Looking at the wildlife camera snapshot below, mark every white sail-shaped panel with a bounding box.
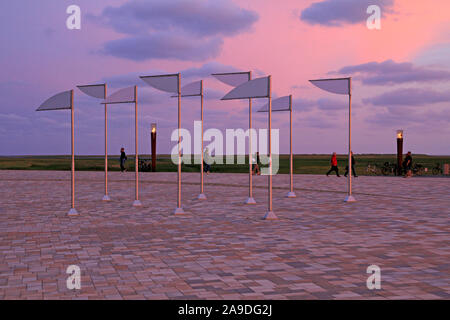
[140,74,179,93]
[309,78,350,95]
[102,87,135,104]
[212,72,250,87]
[221,77,269,100]
[258,95,291,112]
[37,91,72,111]
[77,84,106,99]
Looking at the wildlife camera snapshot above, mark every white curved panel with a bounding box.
[258,95,291,112]
[221,76,269,100]
[36,90,72,111]
[181,80,202,96]
[77,84,105,99]
[102,87,135,104]
[140,74,179,93]
[309,78,350,95]
[212,72,250,87]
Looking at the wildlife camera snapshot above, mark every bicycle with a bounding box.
[432,163,443,176]
[366,163,379,175]
[381,162,397,176]
[412,163,425,176]
[139,159,152,172]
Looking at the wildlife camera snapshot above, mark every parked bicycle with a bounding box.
[139,159,152,172]
[432,163,443,175]
[412,163,425,176]
[381,162,398,176]
[365,163,380,175]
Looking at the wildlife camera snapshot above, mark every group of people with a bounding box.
[326,151,357,177]
[326,151,414,178]
[118,147,261,175]
[120,148,414,178]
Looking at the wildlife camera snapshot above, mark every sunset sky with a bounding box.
[1,0,449,155]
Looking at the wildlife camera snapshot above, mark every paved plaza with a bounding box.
[0,170,448,299]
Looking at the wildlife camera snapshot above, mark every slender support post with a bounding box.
[103,84,110,201]
[175,74,185,214]
[68,90,78,216]
[133,86,142,207]
[246,71,256,205]
[287,95,296,198]
[198,80,207,200]
[345,77,356,202]
[264,76,278,220]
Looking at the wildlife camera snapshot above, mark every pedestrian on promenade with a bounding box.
[344,151,358,177]
[252,152,261,175]
[120,147,127,172]
[203,148,212,175]
[326,152,340,177]
[403,151,413,178]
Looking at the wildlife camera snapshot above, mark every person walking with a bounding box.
[403,151,413,178]
[344,151,358,177]
[326,152,340,177]
[252,152,261,175]
[203,147,212,175]
[120,147,127,172]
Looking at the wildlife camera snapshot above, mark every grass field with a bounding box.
[0,154,449,176]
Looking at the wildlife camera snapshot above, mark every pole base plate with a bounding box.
[263,211,278,220]
[344,195,357,203]
[197,193,207,200]
[286,192,297,198]
[102,195,111,201]
[68,208,79,216]
[132,200,142,207]
[245,197,256,205]
[174,207,185,215]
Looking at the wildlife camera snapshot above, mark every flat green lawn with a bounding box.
[1,154,449,176]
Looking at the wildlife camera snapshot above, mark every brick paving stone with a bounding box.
[0,170,448,300]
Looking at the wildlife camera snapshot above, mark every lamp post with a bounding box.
[151,123,157,172]
[397,130,403,176]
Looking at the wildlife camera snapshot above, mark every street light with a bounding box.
[151,123,157,172]
[396,129,404,175]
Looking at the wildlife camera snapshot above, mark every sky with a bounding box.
[0,0,449,156]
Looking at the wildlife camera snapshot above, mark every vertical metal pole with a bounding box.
[175,74,185,214]
[264,76,277,220]
[178,76,181,208]
[71,90,75,209]
[289,95,294,195]
[200,80,205,196]
[133,86,142,207]
[103,84,110,201]
[345,77,355,202]
[290,96,293,193]
[246,71,256,204]
[348,78,352,196]
[68,90,78,215]
[105,103,108,196]
[268,77,272,212]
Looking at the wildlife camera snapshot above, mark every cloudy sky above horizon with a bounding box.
[1,0,449,156]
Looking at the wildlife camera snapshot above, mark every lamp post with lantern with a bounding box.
[151,123,157,172]
[396,130,403,176]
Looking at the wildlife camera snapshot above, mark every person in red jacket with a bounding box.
[326,152,341,177]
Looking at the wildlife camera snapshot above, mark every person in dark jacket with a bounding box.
[252,152,261,175]
[120,147,127,172]
[344,151,358,177]
[403,151,413,178]
[326,152,340,177]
